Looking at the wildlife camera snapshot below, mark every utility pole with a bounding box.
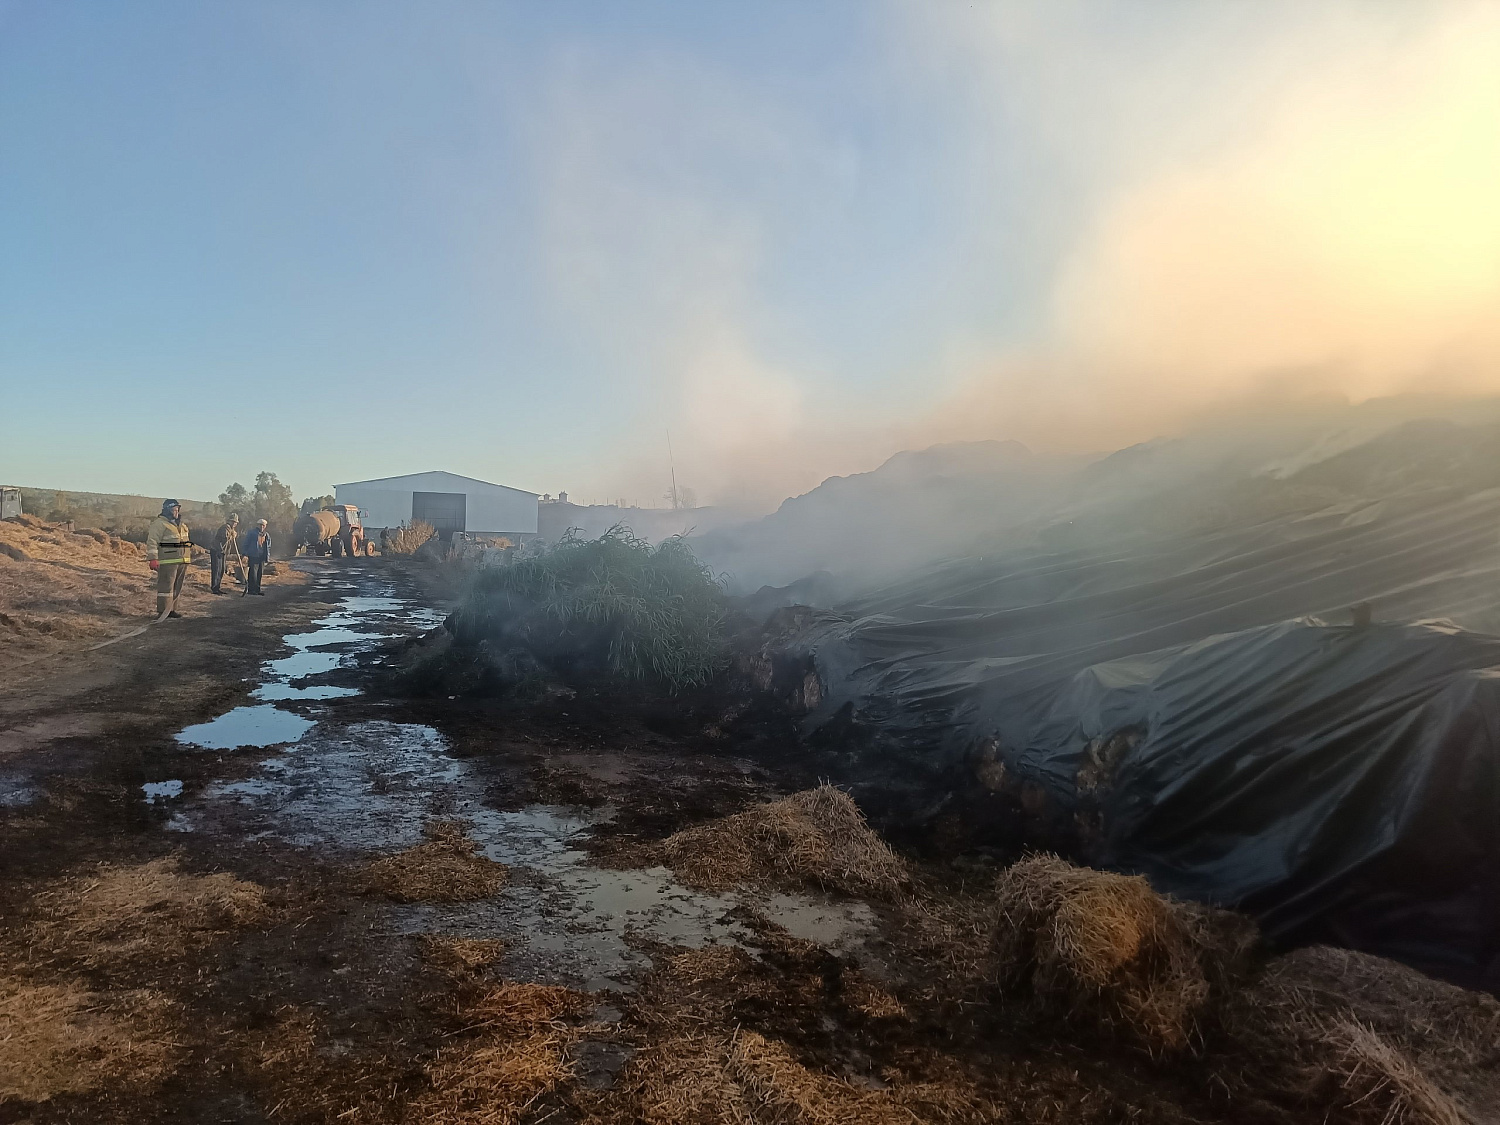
[667,429,680,510]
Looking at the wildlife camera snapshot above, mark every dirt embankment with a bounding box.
[0,513,219,662]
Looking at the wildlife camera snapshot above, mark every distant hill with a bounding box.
[12,488,219,542]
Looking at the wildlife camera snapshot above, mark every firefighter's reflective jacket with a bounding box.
[145,517,193,565]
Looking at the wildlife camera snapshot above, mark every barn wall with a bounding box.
[335,485,411,529]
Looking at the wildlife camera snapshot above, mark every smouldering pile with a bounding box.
[656,785,908,898]
[364,821,509,903]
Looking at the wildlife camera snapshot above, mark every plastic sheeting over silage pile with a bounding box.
[1024,619,1500,990]
[769,483,1500,990]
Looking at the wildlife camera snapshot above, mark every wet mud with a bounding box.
[0,560,892,1122]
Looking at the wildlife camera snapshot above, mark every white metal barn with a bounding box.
[334,471,538,539]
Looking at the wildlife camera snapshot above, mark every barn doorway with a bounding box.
[412,491,466,538]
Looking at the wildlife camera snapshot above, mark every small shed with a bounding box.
[334,472,537,539]
[1,487,20,521]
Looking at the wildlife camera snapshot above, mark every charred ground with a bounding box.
[2,557,1496,1124]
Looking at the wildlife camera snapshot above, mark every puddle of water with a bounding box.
[761,893,877,954]
[175,706,316,750]
[265,650,345,679]
[283,626,393,649]
[0,774,40,808]
[200,721,463,850]
[142,779,184,803]
[252,683,361,702]
[177,572,879,991]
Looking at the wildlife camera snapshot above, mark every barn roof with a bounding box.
[334,471,538,498]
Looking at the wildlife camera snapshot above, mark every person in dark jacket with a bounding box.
[209,513,240,594]
[241,519,271,596]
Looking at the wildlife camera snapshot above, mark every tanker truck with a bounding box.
[295,504,366,557]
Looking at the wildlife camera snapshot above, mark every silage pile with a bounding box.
[653,784,908,898]
[0,513,196,659]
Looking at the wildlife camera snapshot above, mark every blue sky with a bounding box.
[3,2,1496,509]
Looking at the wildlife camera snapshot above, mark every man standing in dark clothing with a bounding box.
[209,513,239,594]
[242,518,271,596]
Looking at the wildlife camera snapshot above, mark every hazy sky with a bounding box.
[3,2,1497,509]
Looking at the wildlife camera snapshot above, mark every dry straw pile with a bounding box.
[992,854,1254,1052]
[364,822,509,903]
[381,520,437,555]
[656,785,908,898]
[0,515,185,659]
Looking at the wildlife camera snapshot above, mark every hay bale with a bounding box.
[0,979,179,1101]
[30,856,269,966]
[992,854,1254,1052]
[657,785,908,898]
[364,822,508,903]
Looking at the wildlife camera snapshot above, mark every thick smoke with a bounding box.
[528,2,1500,512]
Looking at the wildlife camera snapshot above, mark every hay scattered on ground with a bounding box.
[840,972,907,1022]
[0,978,179,1102]
[243,1006,408,1124]
[410,981,595,1125]
[364,822,509,903]
[655,785,908,898]
[421,935,507,974]
[1223,944,1499,1124]
[992,854,1254,1052]
[29,855,269,965]
[603,1027,992,1125]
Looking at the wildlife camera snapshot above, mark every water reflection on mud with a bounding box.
[174,571,878,991]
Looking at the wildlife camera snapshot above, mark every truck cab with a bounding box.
[325,504,363,532]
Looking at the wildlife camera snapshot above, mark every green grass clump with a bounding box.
[449,526,729,691]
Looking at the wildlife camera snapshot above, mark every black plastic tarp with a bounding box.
[776,488,1500,988]
[1021,619,1500,989]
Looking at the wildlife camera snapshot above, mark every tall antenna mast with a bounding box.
[666,429,680,510]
